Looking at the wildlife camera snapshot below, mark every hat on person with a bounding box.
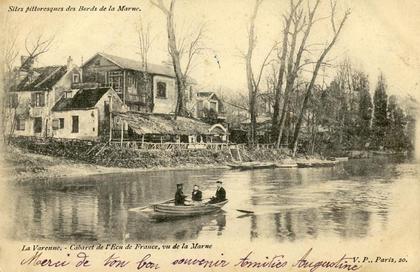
[216,181,223,184]
[176,183,183,187]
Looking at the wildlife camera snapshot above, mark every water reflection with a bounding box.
[9,158,418,243]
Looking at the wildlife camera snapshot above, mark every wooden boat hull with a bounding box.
[150,200,228,219]
[275,163,298,168]
[297,160,338,168]
[297,162,312,168]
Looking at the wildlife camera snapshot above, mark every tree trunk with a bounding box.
[166,0,186,117]
[291,11,349,156]
[275,0,320,148]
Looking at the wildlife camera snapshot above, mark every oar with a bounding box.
[128,205,150,212]
[129,198,175,212]
[236,209,254,214]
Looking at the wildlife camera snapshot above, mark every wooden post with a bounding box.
[108,95,113,142]
[120,120,124,147]
[141,134,145,149]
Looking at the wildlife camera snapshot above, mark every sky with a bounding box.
[2,0,420,100]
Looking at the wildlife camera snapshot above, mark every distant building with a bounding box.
[191,92,226,123]
[8,57,81,137]
[81,52,177,114]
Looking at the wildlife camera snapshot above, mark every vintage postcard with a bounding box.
[0,0,419,271]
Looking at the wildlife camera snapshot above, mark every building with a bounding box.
[51,87,124,140]
[8,57,81,137]
[113,111,228,144]
[190,91,226,123]
[81,52,177,114]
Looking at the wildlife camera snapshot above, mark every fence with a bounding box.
[109,141,230,151]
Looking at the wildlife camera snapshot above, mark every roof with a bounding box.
[115,112,227,135]
[241,116,272,125]
[197,92,214,98]
[196,92,223,102]
[86,52,176,77]
[14,66,67,92]
[52,87,112,111]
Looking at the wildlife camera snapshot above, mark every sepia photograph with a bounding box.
[0,0,419,271]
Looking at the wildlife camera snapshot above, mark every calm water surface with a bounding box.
[8,157,419,243]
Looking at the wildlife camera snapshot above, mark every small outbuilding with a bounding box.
[51,86,124,140]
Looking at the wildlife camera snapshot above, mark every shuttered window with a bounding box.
[53,118,65,130]
[31,92,45,107]
[16,118,25,131]
[52,119,60,130]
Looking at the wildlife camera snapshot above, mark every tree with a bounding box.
[150,0,207,117]
[244,0,276,145]
[271,0,303,140]
[1,22,55,143]
[291,1,350,156]
[1,17,20,142]
[275,0,319,148]
[385,95,409,150]
[136,16,155,111]
[356,72,372,147]
[372,74,388,148]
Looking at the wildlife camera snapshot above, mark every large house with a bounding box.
[9,57,81,137]
[80,53,177,114]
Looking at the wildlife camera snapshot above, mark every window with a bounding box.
[31,92,45,107]
[210,101,218,111]
[156,82,167,98]
[34,117,42,133]
[72,116,79,133]
[108,71,123,93]
[16,118,25,131]
[8,93,18,108]
[72,74,80,83]
[52,118,65,130]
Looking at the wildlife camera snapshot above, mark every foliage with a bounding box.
[372,74,388,148]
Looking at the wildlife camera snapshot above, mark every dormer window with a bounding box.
[64,91,73,98]
[156,82,167,98]
[72,74,80,83]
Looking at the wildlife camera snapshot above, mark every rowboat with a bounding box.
[296,162,312,168]
[274,162,298,168]
[297,160,338,168]
[131,199,228,220]
[228,162,276,171]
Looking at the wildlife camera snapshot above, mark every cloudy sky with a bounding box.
[2,0,420,99]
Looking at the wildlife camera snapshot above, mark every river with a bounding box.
[7,157,419,243]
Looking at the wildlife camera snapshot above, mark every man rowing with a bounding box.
[208,181,226,204]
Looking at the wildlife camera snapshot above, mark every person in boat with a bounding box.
[174,183,187,206]
[191,184,203,205]
[208,181,226,204]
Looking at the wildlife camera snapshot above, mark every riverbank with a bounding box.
[4,137,309,183]
[3,147,233,184]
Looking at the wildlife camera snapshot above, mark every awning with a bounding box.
[114,112,227,135]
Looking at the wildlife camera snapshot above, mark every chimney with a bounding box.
[20,55,34,71]
[67,56,73,70]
